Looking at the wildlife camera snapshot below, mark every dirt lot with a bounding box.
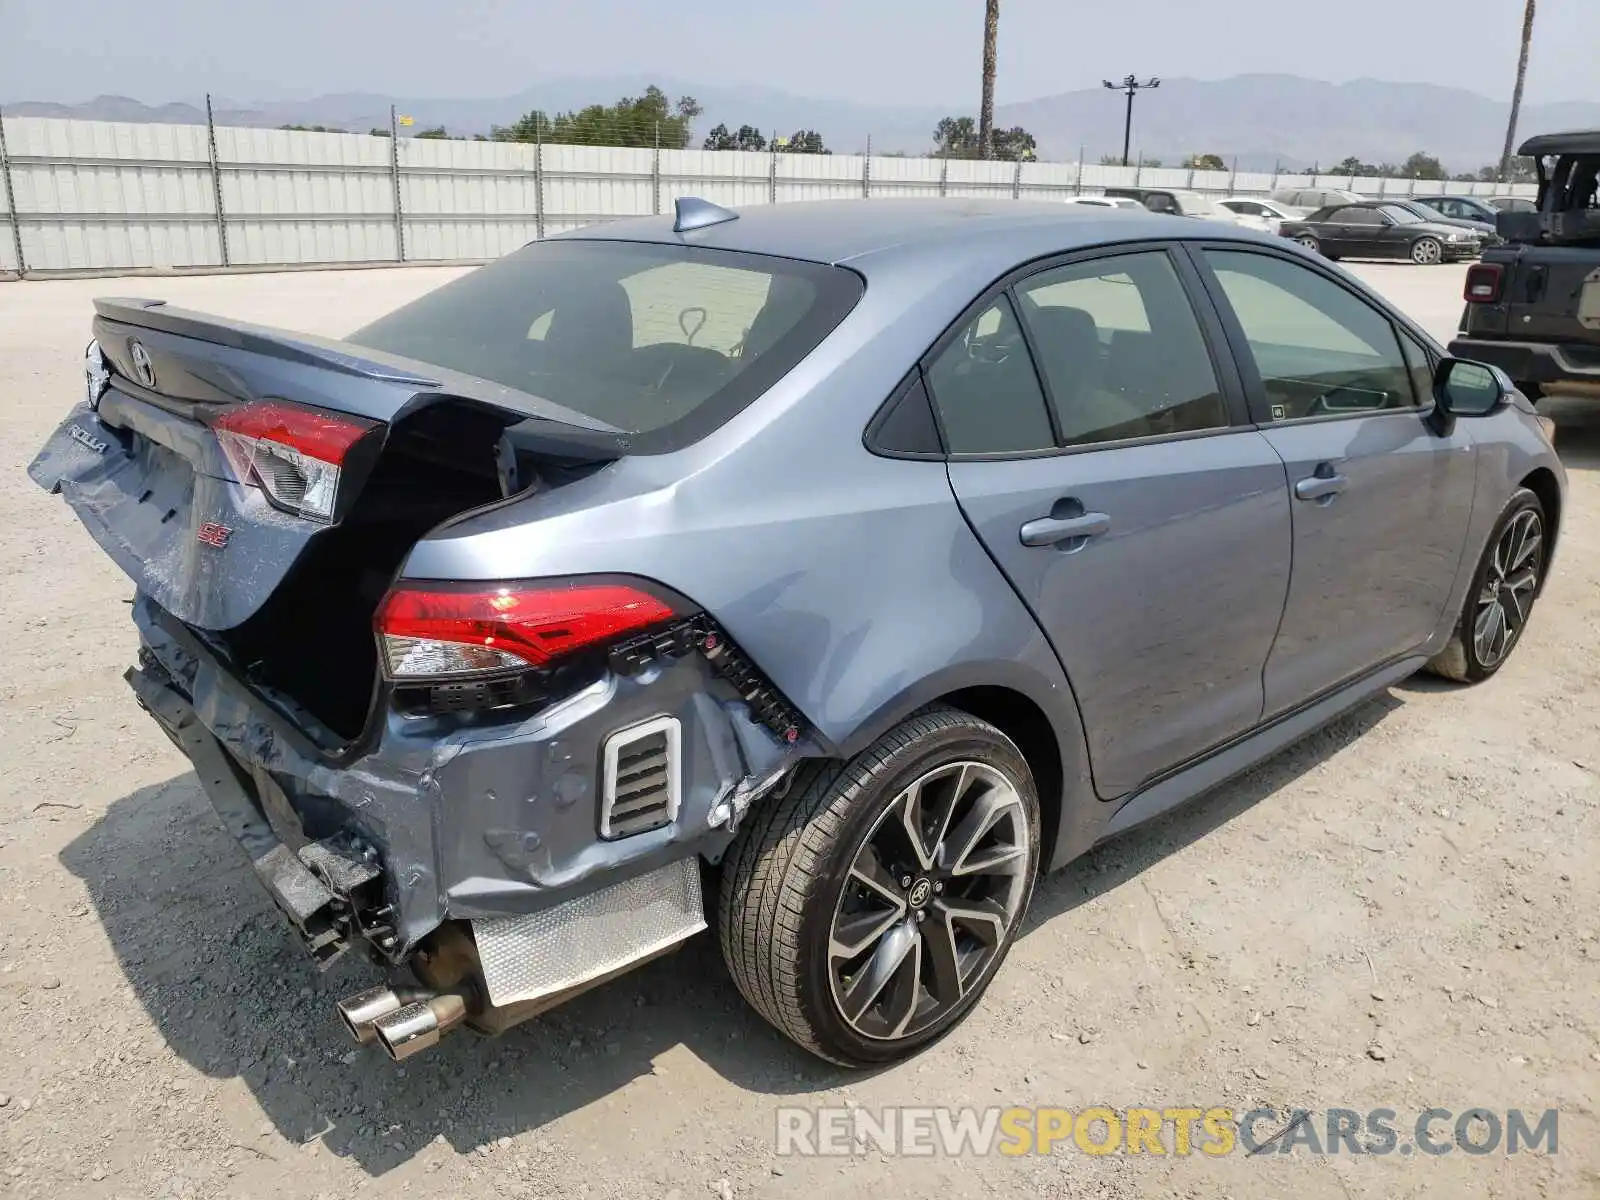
[1,262,1598,1200]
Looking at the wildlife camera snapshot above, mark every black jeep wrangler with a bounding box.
[1450,130,1600,404]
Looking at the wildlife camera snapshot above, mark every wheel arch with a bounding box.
[1519,466,1562,587]
[832,661,1102,874]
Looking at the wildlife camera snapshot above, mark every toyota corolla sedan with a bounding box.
[30,198,1563,1069]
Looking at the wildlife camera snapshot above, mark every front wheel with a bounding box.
[1427,488,1547,683]
[718,707,1041,1067]
[1411,236,1444,265]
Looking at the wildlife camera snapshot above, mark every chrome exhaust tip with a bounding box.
[336,985,422,1045]
[371,991,469,1062]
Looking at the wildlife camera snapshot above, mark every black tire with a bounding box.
[1294,234,1322,255]
[717,706,1041,1067]
[1427,488,1547,683]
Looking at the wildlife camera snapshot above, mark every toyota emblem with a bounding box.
[129,340,156,388]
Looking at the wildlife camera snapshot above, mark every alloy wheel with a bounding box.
[1474,508,1542,669]
[1296,235,1320,252]
[1411,238,1442,265]
[827,761,1031,1042]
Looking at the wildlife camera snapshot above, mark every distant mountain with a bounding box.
[7,75,1599,171]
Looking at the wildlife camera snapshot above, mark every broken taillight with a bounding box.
[211,400,380,522]
[375,581,677,681]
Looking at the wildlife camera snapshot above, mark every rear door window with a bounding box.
[1016,251,1228,445]
[924,294,1056,455]
[350,240,863,454]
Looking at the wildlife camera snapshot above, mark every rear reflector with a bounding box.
[375,581,677,681]
[1464,263,1504,303]
[212,400,379,522]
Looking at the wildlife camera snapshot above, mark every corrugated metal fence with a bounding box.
[0,114,1540,278]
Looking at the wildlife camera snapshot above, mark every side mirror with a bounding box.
[1434,357,1511,417]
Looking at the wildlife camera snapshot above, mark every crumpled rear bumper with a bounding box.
[128,592,804,967]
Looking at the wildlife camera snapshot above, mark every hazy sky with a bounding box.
[2,0,1595,107]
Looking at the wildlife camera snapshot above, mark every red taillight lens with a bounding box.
[375,581,677,681]
[1464,263,1504,304]
[211,400,379,522]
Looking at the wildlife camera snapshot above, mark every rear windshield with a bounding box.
[349,239,864,453]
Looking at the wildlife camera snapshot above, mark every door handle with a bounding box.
[1020,511,1111,547]
[1294,473,1348,501]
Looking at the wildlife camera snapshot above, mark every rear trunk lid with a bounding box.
[30,298,622,632]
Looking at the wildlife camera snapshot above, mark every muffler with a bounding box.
[336,984,429,1045]
[370,991,471,1062]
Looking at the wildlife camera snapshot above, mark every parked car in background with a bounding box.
[1411,195,1502,226]
[1452,130,1600,405]
[1272,186,1365,210]
[1217,197,1308,234]
[1102,187,1242,224]
[1278,201,1482,263]
[1487,196,1537,214]
[1063,195,1145,209]
[1381,198,1500,246]
[27,197,1563,1069]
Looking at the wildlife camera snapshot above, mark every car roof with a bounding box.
[556,198,1222,270]
[1518,129,1600,157]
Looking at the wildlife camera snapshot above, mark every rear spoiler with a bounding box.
[94,298,441,386]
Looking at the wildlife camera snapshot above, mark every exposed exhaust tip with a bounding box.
[336,985,414,1045]
[371,992,469,1062]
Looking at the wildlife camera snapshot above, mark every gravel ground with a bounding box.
[1,262,1597,1199]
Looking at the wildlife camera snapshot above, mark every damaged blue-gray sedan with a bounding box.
[29,198,1564,1068]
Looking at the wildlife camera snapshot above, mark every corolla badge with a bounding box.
[129,340,157,388]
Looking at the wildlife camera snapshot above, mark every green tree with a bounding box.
[936,116,1032,160]
[280,124,338,132]
[777,130,829,155]
[369,127,391,138]
[1183,153,1227,171]
[935,116,979,158]
[414,126,450,140]
[703,123,768,152]
[1401,151,1447,180]
[492,86,704,149]
[993,126,1036,160]
[1333,155,1377,175]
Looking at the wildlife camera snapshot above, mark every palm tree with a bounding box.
[1498,0,1537,180]
[978,0,999,159]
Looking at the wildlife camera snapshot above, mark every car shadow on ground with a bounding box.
[59,692,1401,1174]
[1545,395,1600,473]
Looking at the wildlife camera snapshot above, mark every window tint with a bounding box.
[1206,251,1416,420]
[349,239,862,454]
[925,293,1055,454]
[1016,252,1227,446]
[1333,207,1382,225]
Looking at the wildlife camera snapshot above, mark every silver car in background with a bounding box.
[29,198,1564,1071]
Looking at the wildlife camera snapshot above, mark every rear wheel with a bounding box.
[1295,234,1322,255]
[718,706,1041,1067]
[1411,237,1443,265]
[1427,488,1546,683]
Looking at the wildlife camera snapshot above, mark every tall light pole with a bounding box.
[1102,75,1160,167]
